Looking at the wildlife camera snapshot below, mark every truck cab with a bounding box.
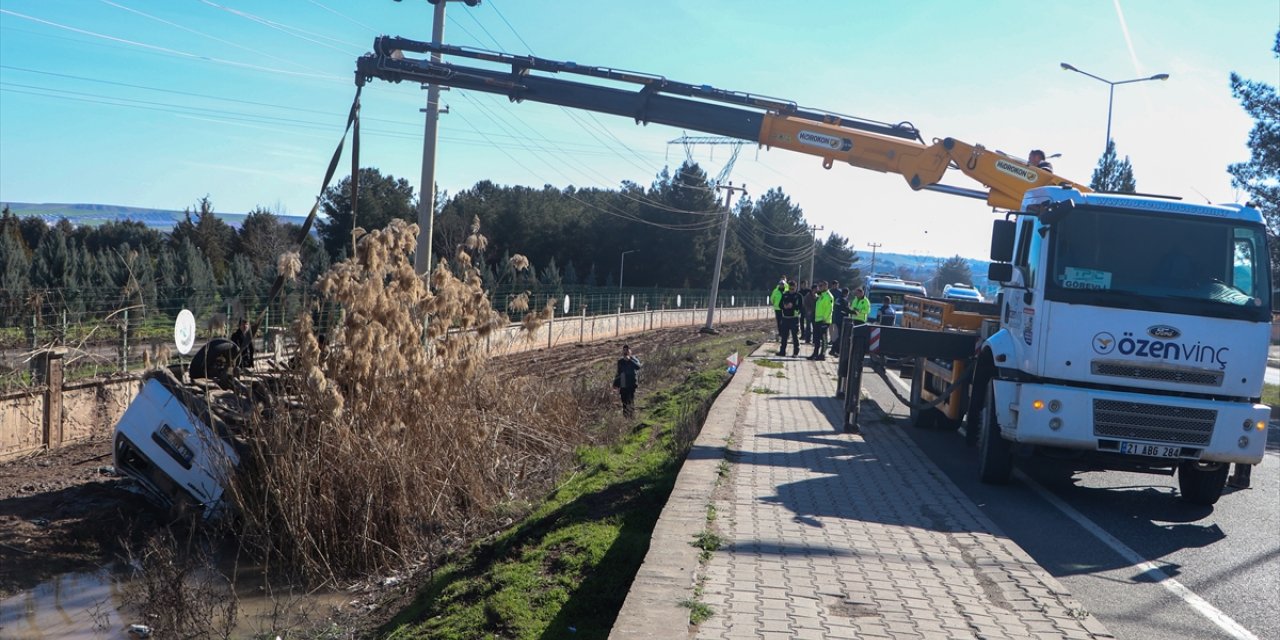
[978,186,1271,502]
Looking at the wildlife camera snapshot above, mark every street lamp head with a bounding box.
[1151,73,1170,81]
[1060,62,1077,72]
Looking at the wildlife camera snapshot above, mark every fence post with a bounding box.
[121,308,129,372]
[33,349,66,450]
[580,306,586,343]
[616,305,621,337]
[548,307,554,349]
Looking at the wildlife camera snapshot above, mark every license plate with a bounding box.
[1120,442,1181,458]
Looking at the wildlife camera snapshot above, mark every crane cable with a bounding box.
[251,84,362,340]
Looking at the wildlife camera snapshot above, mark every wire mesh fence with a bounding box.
[0,285,769,390]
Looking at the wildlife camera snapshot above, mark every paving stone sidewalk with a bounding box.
[611,344,1113,640]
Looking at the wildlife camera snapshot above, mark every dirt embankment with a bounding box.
[0,323,766,598]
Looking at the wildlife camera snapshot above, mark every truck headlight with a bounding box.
[1243,419,1253,432]
[1049,417,1063,430]
[1238,436,1249,449]
[1048,400,1062,413]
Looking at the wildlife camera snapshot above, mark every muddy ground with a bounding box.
[0,323,768,599]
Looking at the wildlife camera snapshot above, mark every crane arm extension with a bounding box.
[356,38,1089,210]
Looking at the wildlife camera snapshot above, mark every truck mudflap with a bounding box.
[998,381,1268,465]
[112,367,244,519]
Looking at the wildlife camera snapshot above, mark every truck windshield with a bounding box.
[1046,207,1271,322]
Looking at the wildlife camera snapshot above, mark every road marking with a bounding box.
[1015,470,1260,640]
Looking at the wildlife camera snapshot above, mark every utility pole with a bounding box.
[701,182,747,334]
[806,225,824,284]
[411,0,480,276]
[866,242,882,286]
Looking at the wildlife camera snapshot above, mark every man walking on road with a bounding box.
[809,281,833,360]
[613,344,642,418]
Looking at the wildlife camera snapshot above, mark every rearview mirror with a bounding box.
[990,219,1015,262]
[987,262,1014,283]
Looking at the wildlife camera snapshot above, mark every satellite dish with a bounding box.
[630,294,635,310]
[676,294,682,308]
[174,309,196,355]
[563,294,570,314]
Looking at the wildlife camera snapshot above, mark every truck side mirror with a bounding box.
[990,219,1016,262]
[988,262,1013,283]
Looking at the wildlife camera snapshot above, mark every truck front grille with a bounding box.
[1092,399,1216,445]
[1091,360,1223,387]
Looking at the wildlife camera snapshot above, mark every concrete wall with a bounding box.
[0,306,770,460]
[0,375,140,461]
[477,306,768,357]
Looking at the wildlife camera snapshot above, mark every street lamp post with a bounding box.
[619,249,637,312]
[619,249,637,288]
[1060,62,1169,153]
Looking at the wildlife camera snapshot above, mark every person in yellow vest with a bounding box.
[808,281,834,361]
[770,277,789,343]
[849,287,871,325]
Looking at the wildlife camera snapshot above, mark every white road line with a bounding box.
[1015,470,1260,640]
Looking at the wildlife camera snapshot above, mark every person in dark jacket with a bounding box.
[230,318,254,370]
[613,344,642,417]
[879,296,897,326]
[777,280,802,357]
[829,287,849,356]
[801,283,817,344]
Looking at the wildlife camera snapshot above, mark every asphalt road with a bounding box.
[872,367,1279,640]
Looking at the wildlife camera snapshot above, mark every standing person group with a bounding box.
[763,277,879,361]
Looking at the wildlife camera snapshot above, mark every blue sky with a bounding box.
[1,1,1277,260]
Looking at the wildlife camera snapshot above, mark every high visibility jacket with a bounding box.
[770,284,787,310]
[849,296,871,322]
[814,290,835,323]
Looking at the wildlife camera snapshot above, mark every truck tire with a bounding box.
[978,380,1013,484]
[908,358,937,429]
[1177,461,1228,505]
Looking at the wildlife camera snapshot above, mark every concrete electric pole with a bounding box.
[411,0,480,277]
[701,182,747,334]
[866,242,882,285]
[806,225,824,284]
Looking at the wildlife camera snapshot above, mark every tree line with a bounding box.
[0,160,866,331]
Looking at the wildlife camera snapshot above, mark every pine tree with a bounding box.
[1090,140,1137,193]
[1228,30,1280,280]
[930,255,974,295]
[0,218,30,317]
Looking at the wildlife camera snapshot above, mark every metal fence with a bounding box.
[0,285,769,389]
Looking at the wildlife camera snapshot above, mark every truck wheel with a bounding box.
[978,381,1013,484]
[909,359,937,429]
[1177,461,1228,505]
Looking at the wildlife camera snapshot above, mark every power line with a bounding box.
[0,9,342,81]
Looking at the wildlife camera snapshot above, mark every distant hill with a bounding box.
[2,202,313,232]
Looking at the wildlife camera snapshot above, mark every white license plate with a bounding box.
[1120,442,1181,458]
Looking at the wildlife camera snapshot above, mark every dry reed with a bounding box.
[230,219,597,582]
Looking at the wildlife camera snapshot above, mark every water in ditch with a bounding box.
[0,563,351,638]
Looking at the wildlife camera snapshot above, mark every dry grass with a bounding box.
[229,219,602,582]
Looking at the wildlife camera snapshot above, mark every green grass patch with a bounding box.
[678,598,714,625]
[754,359,784,369]
[751,386,779,395]
[1264,383,1279,407]
[772,371,786,379]
[379,334,753,640]
[690,530,723,562]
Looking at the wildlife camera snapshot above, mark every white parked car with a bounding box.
[942,283,985,302]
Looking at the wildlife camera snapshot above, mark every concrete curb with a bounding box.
[609,348,760,639]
